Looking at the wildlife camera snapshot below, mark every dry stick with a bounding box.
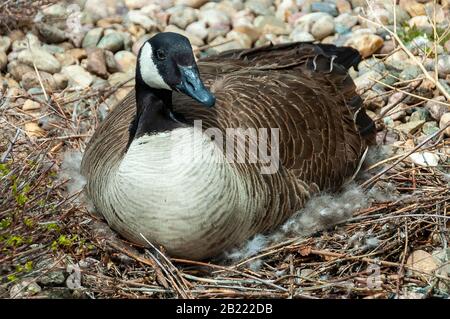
[139,233,192,298]
[1,128,20,163]
[361,122,449,189]
[360,15,450,101]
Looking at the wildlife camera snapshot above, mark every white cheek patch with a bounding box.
[139,42,171,90]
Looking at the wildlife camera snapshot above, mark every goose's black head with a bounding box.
[137,32,216,108]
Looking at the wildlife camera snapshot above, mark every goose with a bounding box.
[81,32,376,260]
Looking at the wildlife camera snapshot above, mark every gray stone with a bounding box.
[425,96,449,121]
[334,13,358,34]
[82,28,104,49]
[422,121,439,135]
[168,6,197,29]
[245,0,274,16]
[311,2,338,17]
[0,36,11,52]
[97,33,124,53]
[127,10,157,30]
[61,65,94,89]
[18,47,61,74]
[396,120,425,135]
[9,280,42,298]
[21,71,56,91]
[354,70,383,92]
[114,50,136,73]
[399,66,422,81]
[37,24,67,44]
[38,271,67,286]
[7,61,34,82]
[310,14,335,40]
[437,54,450,78]
[105,50,120,73]
[358,58,386,75]
[409,108,429,122]
[86,48,108,79]
[290,28,315,42]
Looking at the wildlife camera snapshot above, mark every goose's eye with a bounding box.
[156,49,166,61]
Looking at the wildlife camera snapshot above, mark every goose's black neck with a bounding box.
[126,74,181,149]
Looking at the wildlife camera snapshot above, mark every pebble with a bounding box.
[345,33,384,58]
[437,54,450,78]
[354,70,383,93]
[84,0,119,22]
[290,28,315,42]
[61,65,94,89]
[38,271,67,286]
[82,28,104,49]
[9,280,42,298]
[164,25,204,46]
[406,250,440,281]
[53,73,68,90]
[399,66,422,81]
[127,10,157,31]
[334,13,358,34]
[87,48,108,79]
[114,51,137,73]
[276,0,299,22]
[408,15,432,33]
[0,36,12,52]
[409,152,440,167]
[37,24,67,44]
[396,120,425,135]
[23,99,41,111]
[18,48,61,74]
[381,103,407,121]
[422,121,440,135]
[186,21,209,40]
[311,2,338,17]
[409,108,429,122]
[25,122,46,137]
[0,51,6,71]
[440,113,450,137]
[97,32,124,53]
[402,0,426,17]
[254,16,289,36]
[245,0,274,16]
[425,96,450,121]
[336,0,352,14]
[168,6,197,29]
[311,14,335,40]
[22,71,56,91]
[358,58,386,75]
[176,0,208,9]
[7,61,35,82]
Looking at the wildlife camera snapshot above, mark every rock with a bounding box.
[97,32,124,53]
[381,103,407,121]
[38,271,67,286]
[22,71,56,91]
[425,96,449,121]
[440,113,450,136]
[55,52,77,67]
[408,16,432,33]
[168,6,197,29]
[385,50,413,71]
[25,122,46,137]
[0,36,11,52]
[9,280,42,298]
[410,108,429,122]
[132,34,152,56]
[437,54,450,78]
[18,48,61,74]
[127,10,157,31]
[336,0,352,14]
[186,21,209,40]
[254,16,289,36]
[37,24,67,44]
[399,66,422,81]
[422,121,439,135]
[310,14,335,40]
[406,250,439,281]
[401,0,425,16]
[245,0,274,16]
[175,0,208,9]
[82,27,104,48]
[105,50,120,73]
[354,71,383,93]
[409,152,440,167]
[362,89,386,109]
[334,13,358,34]
[0,51,6,71]
[199,8,231,27]
[23,99,41,111]
[233,25,260,43]
[345,34,384,58]
[67,48,87,61]
[53,73,68,90]
[358,58,386,75]
[114,51,136,73]
[276,0,299,22]
[396,120,425,135]
[290,28,315,42]
[164,25,204,46]
[61,65,94,89]
[84,0,119,22]
[126,0,168,9]
[311,2,338,17]
[7,61,34,82]
[87,48,108,78]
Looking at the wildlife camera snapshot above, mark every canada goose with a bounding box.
[81,32,376,260]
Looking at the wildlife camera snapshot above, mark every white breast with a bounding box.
[103,127,263,259]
